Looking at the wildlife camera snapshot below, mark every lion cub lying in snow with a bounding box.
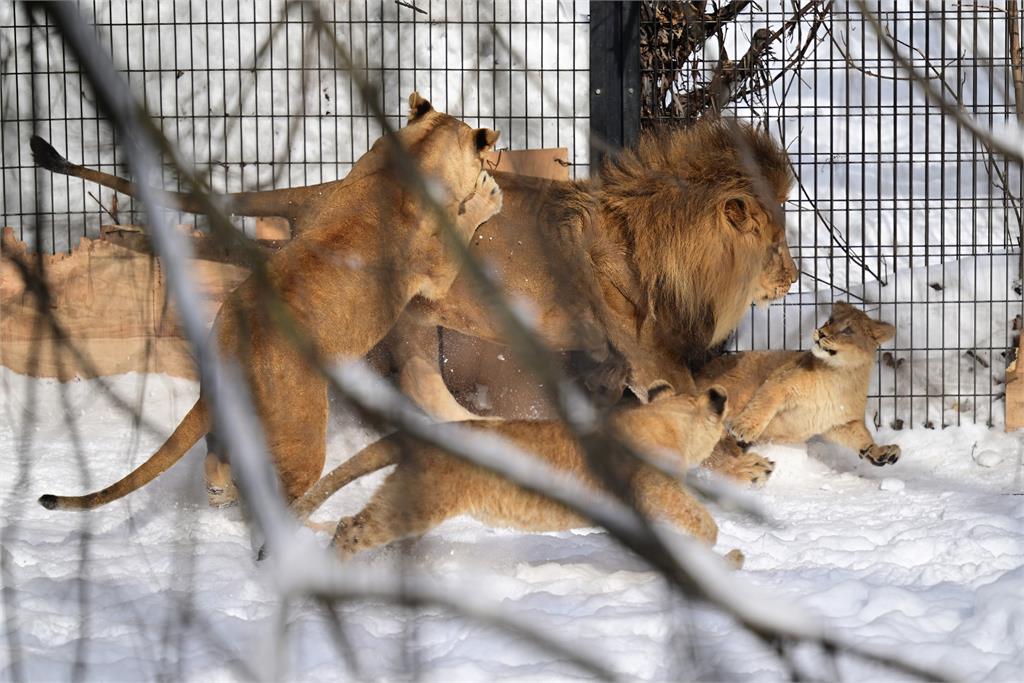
[697,302,900,466]
[288,386,732,559]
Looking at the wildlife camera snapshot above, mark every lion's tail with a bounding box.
[290,438,402,522]
[29,135,317,221]
[39,400,210,511]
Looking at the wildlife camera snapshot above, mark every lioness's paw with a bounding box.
[860,443,901,466]
[458,171,503,228]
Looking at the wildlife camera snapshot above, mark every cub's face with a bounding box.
[396,91,499,209]
[811,302,896,366]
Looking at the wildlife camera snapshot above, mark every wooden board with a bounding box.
[485,148,571,181]
[1005,333,1024,431]
[1,226,249,380]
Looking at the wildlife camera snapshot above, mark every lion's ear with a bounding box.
[870,320,896,343]
[408,91,433,121]
[723,196,757,233]
[474,128,500,152]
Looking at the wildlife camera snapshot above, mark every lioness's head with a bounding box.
[811,302,895,366]
[382,91,499,207]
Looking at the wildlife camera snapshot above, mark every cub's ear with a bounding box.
[407,91,433,121]
[647,380,676,403]
[723,196,756,233]
[832,300,857,315]
[474,128,500,153]
[871,320,896,343]
[704,385,729,417]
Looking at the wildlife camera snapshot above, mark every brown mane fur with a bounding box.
[547,119,795,371]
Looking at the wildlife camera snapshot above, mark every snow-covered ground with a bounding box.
[1,368,1022,681]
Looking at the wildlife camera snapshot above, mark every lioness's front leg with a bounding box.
[823,420,901,466]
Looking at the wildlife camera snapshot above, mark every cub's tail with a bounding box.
[29,135,316,221]
[289,437,403,522]
[39,400,211,511]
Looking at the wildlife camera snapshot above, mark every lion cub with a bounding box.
[288,386,732,559]
[697,302,900,466]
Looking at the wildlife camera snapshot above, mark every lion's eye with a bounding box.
[841,327,853,335]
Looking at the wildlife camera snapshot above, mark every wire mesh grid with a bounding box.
[2,1,1022,429]
[640,1,1023,429]
[0,0,590,246]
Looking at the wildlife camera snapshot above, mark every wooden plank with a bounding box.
[485,148,571,181]
[1,226,248,380]
[1005,333,1024,431]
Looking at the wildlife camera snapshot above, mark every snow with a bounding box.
[2,368,1022,681]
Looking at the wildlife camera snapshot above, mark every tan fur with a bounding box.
[288,386,731,559]
[696,302,900,467]
[37,94,502,511]
[394,118,797,417]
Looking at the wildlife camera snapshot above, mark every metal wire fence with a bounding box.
[2,0,1022,429]
[0,0,590,247]
[640,1,1022,429]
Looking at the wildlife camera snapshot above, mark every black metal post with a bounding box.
[589,1,641,170]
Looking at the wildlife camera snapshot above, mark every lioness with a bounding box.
[696,302,900,467]
[31,116,798,418]
[288,385,732,559]
[38,93,502,510]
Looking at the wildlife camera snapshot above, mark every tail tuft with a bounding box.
[30,136,73,173]
[38,494,59,510]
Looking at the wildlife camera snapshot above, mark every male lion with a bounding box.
[37,93,501,510]
[287,385,734,560]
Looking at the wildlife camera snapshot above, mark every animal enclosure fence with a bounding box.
[1,0,1022,430]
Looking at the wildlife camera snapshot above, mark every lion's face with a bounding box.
[752,239,799,306]
[721,192,798,308]
[394,92,500,208]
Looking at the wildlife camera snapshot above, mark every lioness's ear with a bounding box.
[474,128,500,152]
[723,197,756,233]
[408,91,433,121]
[870,320,896,343]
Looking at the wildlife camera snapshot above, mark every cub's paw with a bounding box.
[723,549,745,570]
[859,443,901,466]
[721,451,776,487]
[727,413,767,446]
